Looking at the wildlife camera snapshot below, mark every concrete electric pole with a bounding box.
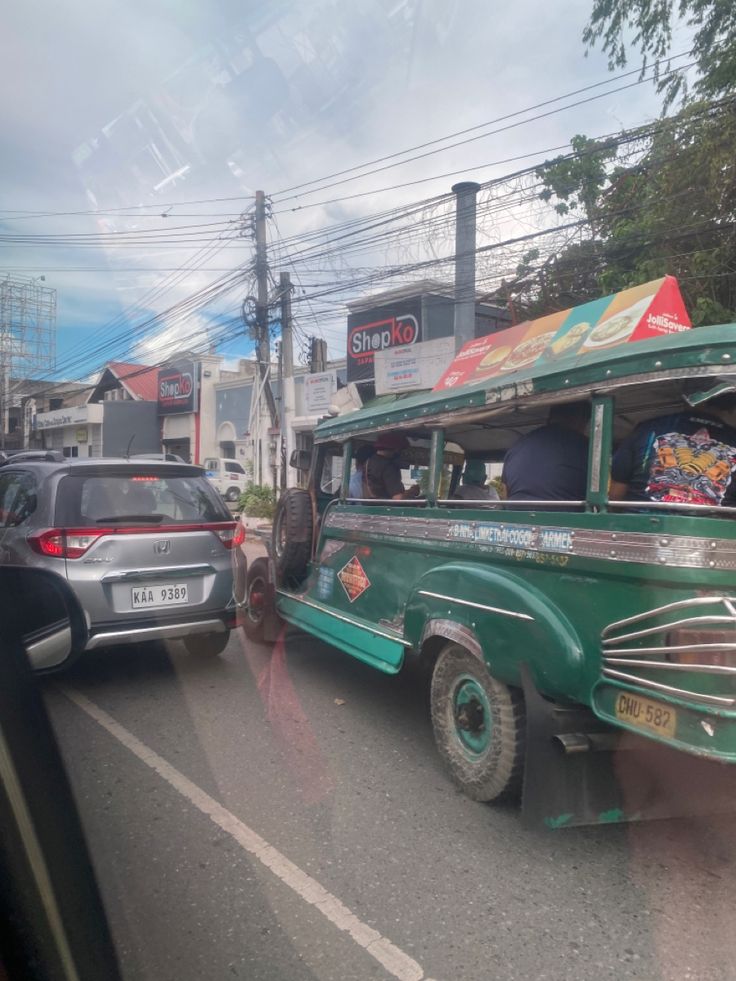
[451,181,481,352]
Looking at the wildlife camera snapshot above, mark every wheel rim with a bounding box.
[246,576,266,625]
[452,675,492,757]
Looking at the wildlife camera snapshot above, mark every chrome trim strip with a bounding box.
[604,658,736,675]
[324,511,736,572]
[276,590,412,646]
[603,613,736,645]
[608,500,736,516]
[438,500,585,509]
[101,564,214,583]
[603,596,736,635]
[605,642,736,656]
[85,618,225,650]
[602,667,736,706]
[417,589,534,621]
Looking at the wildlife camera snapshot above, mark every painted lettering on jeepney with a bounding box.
[447,521,572,556]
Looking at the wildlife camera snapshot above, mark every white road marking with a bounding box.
[60,686,426,981]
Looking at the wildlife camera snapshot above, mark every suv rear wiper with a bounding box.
[94,515,165,524]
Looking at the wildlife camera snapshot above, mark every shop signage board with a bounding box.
[304,371,337,415]
[34,404,91,430]
[347,297,422,383]
[433,276,691,391]
[158,360,199,415]
[374,337,455,395]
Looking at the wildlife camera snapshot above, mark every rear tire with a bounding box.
[184,631,230,657]
[430,643,525,802]
[225,486,240,503]
[243,558,273,642]
[272,488,313,584]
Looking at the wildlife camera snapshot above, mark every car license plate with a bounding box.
[614,691,677,739]
[131,583,189,609]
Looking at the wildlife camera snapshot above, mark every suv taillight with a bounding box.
[29,528,109,559]
[28,521,245,559]
[216,522,246,549]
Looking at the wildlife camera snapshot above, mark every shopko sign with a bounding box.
[347,297,422,383]
[158,361,199,415]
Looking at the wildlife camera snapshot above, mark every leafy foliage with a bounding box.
[238,482,277,520]
[583,0,736,107]
[526,101,736,326]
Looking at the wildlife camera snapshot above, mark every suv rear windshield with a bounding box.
[55,471,230,525]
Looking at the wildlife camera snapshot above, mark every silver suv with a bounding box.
[0,457,246,669]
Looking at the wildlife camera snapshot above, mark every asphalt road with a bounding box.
[44,612,736,980]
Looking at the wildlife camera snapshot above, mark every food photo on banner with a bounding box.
[434,276,692,391]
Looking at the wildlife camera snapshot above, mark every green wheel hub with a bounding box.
[453,675,492,756]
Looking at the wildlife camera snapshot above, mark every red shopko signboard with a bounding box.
[433,276,691,392]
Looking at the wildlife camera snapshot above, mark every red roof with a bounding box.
[107,361,160,401]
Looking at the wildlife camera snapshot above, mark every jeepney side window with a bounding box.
[319,447,344,496]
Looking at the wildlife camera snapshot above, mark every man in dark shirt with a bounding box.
[501,401,590,501]
[610,391,736,506]
[365,433,421,500]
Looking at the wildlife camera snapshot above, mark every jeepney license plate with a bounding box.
[615,691,677,739]
[131,583,188,609]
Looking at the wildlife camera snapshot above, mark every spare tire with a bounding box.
[272,488,313,585]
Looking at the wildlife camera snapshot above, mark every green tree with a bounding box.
[532,101,736,325]
[584,0,736,107]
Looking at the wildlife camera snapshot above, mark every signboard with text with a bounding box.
[158,360,199,415]
[374,337,455,395]
[303,371,337,415]
[347,297,422,383]
[434,276,691,391]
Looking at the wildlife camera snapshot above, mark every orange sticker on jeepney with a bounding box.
[337,555,371,602]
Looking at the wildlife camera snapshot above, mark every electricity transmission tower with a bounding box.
[0,275,57,448]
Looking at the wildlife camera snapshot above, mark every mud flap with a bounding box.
[261,557,283,644]
[520,666,736,829]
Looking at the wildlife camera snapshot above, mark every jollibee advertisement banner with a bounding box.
[433,276,691,391]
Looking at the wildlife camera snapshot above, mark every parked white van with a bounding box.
[203,457,249,502]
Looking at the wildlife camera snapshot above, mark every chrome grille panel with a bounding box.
[601,596,736,707]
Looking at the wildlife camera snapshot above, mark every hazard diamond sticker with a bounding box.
[337,555,371,603]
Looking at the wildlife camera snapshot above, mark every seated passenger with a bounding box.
[453,460,499,501]
[348,444,374,498]
[610,386,736,506]
[365,434,420,500]
[501,401,590,501]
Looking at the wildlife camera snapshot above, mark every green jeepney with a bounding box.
[249,325,736,826]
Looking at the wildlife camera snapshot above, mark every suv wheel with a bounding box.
[430,643,525,802]
[225,486,240,503]
[184,631,230,657]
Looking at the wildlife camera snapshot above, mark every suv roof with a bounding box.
[0,457,204,476]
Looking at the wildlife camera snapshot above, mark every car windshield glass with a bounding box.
[55,474,229,525]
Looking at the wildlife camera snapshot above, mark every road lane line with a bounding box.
[60,686,426,981]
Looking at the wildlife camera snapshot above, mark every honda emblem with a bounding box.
[154,539,171,555]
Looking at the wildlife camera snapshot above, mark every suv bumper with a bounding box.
[85,609,235,651]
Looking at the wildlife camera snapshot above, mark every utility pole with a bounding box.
[279,272,294,380]
[251,191,278,486]
[278,272,294,492]
[451,181,481,352]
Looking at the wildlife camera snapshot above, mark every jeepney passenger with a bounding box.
[501,401,590,501]
[348,444,374,498]
[453,460,499,501]
[610,386,736,506]
[365,433,421,500]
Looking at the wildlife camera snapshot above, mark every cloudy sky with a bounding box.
[1,0,691,378]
